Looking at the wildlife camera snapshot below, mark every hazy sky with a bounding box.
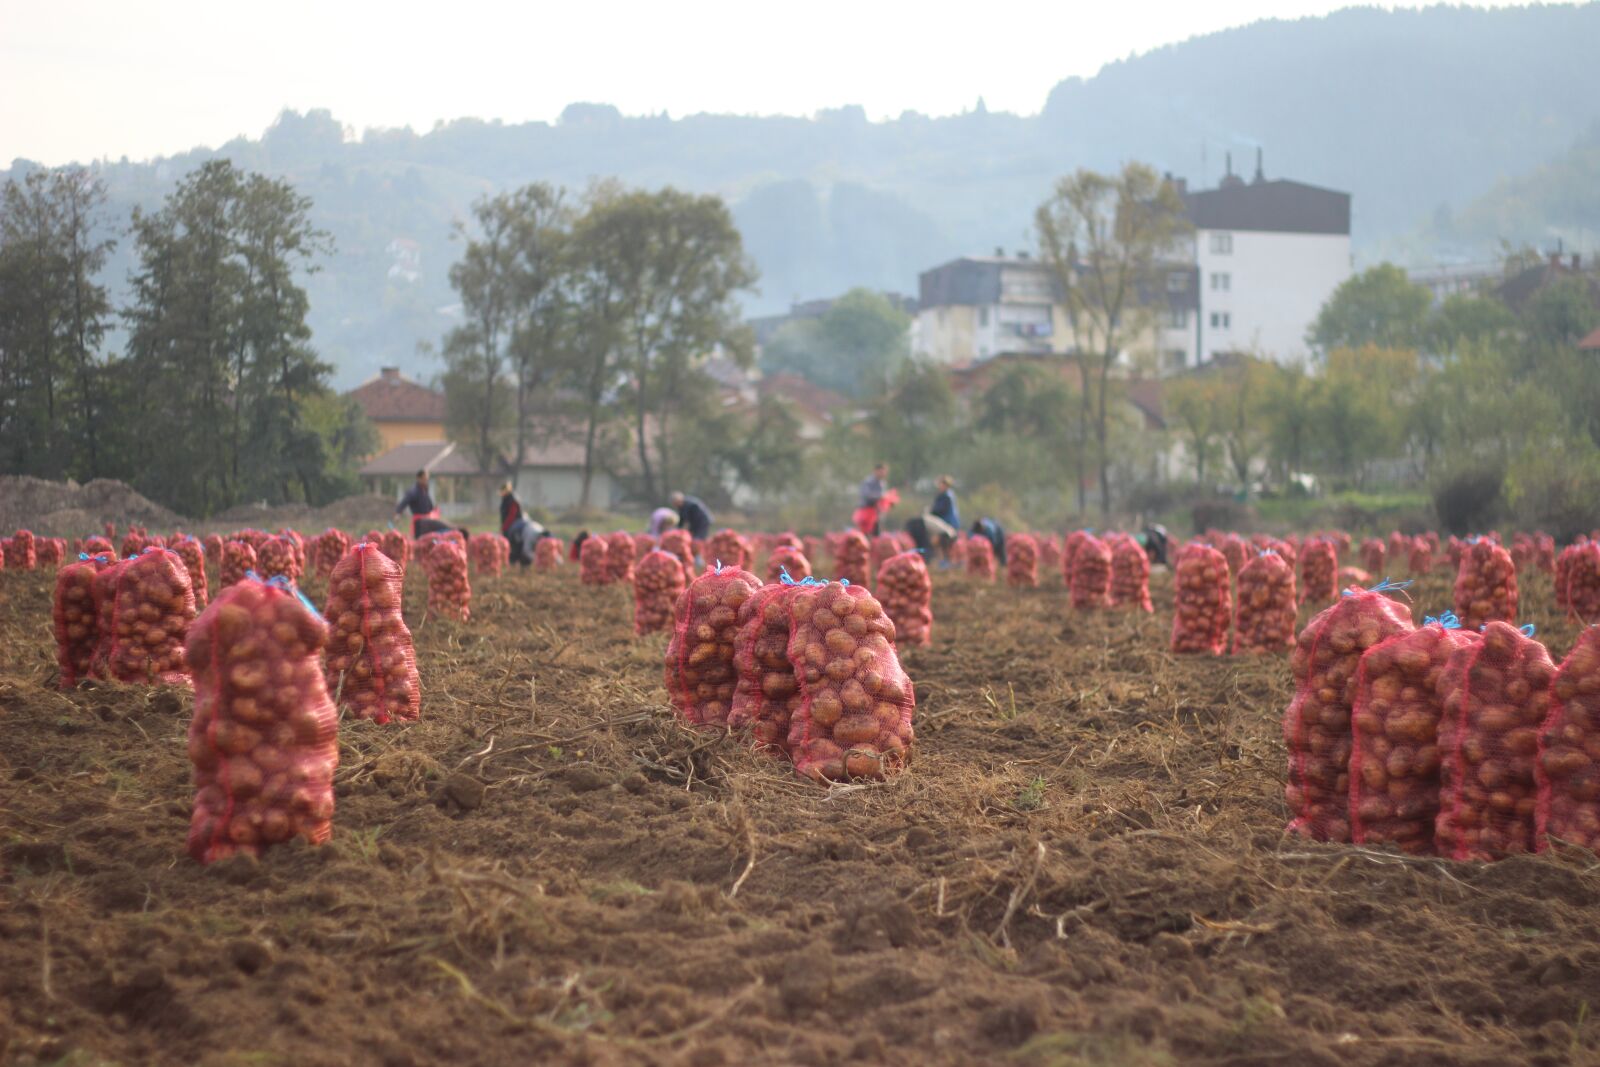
[2,0,1532,166]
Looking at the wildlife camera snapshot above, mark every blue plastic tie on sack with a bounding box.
[1345,576,1412,597]
[251,571,320,617]
[780,567,830,587]
[1520,623,1537,637]
[715,559,723,574]
[1423,610,1462,630]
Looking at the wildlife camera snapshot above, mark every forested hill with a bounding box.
[5,2,1597,388]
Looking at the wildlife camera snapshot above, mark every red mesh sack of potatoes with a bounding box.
[378,529,410,572]
[729,583,804,753]
[1069,534,1112,609]
[1453,539,1518,632]
[89,560,127,676]
[1034,535,1060,577]
[947,535,967,567]
[1233,551,1297,654]
[54,554,115,689]
[708,529,752,571]
[1349,617,1478,853]
[1407,537,1433,576]
[1435,620,1555,861]
[468,533,505,577]
[36,537,65,568]
[660,528,693,572]
[314,528,349,579]
[105,547,198,686]
[802,536,821,565]
[279,529,306,576]
[870,535,899,583]
[1170,544,1232,656]
[1283,582,1416,841]
[1535,533,1556,575]
[1558,542,1600,622]
[1329,530,1352,558]
[220,540,256,589]
[1537,624,1600,854]
[634,549,687,636]
[6,529,37,569]
[1360,538,1386,574]
[185,576,339,863]
[878,549,933,646]
[833,529,871,586]
[199,534,222,570]
[172,536,209,611]
[579,534,610,585]
[1219,534,1248,583]
[603,530,636,584]
[1387,530,1407,562]
[1063,530,1092,585]
[664,565,761,727]
[767,545,811,584]
[1108,535,1152,612]
[256,535,298,583]
[534,536,564,571]
[1510,535,1534,572]
[1006,533,1040,588]
[425,539,471,622]
[322,542,419,724]
[83,535,114,558]
[965,533,995,580]
[1299,538,1338,606]
[632,532,656,559]
[784,582,915,782]
[118,532,144,559]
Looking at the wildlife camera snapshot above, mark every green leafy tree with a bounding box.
[1309,263,1432,352]
[1166,374,1226,484]
[1036,162,1193,515]
[758,289,910,398]
[1426,293,1514,355]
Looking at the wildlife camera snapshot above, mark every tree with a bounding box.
[1426,293,1514,355]
[1309,264,1432,352]
[1037,162,1193,515]
[1165,375,1226,483]
[444,193,523,488]
[869,360,956,489]
[758,289,910,398]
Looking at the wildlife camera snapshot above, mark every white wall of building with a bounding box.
[514,468,619,513]
[1195,229,1350,364]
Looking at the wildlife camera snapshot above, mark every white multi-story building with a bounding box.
[913,157,1351,372]
[1184,155,1352,365]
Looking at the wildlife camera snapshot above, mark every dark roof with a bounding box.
[754,373,849,425]
[346,368,447,422]
[1124,379,1166,431]
[358,441,493,477]
[1183,178,1350,236]
[1495,254,1596,312]
[1579,325,1600,351]
[919,257,1064,309]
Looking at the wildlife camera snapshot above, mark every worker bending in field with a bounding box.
[499,482,549,567]
[648,505,680,537]
[395,469,441,538]
[921,475,959,565]
[671,491,713,542]
[970,517,1007,566]
[853,462,898,537]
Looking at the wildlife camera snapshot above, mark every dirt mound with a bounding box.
[0,476,184,536]
[204,494,397,534]
[0,563,1595,1065]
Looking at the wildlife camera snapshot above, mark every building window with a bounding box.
[1166,271,1187,292]
[1209,272,1231,292]
[1210,312,1231,329]
[978,307,989,327]
[1165,308,1188,329]
[1209,232,1233,254]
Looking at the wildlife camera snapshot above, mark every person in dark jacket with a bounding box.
[930,475,959,530]
[905,515,955,558]
[971,517,1007,566]
[670,491,713,542]
[395,469,439,537]
[499,483,547,567]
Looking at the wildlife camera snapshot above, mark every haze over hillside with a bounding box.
[4,2,1596,388]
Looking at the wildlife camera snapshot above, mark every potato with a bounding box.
[781,581,915,783]
[186,577,338,864]
[877,550,932,646]
[1108,534,1153,612]
[1069,534,1112,609]
[1434,620,1552,860]
[1284,583,1415,842]
[321,542,419,723]
[1171,544,1232,656]
[1299,539,1338,606]
[53,555,116,688]
[1349,622,1477,853]
[633,549,687,636]
[1453,541,1519,632]
[1003,533,1040,588]
[424,540,472,622]
[965,534,996,581]
[1234,551,1297,654]
[579,534,610,586]
[665,567,761,728]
